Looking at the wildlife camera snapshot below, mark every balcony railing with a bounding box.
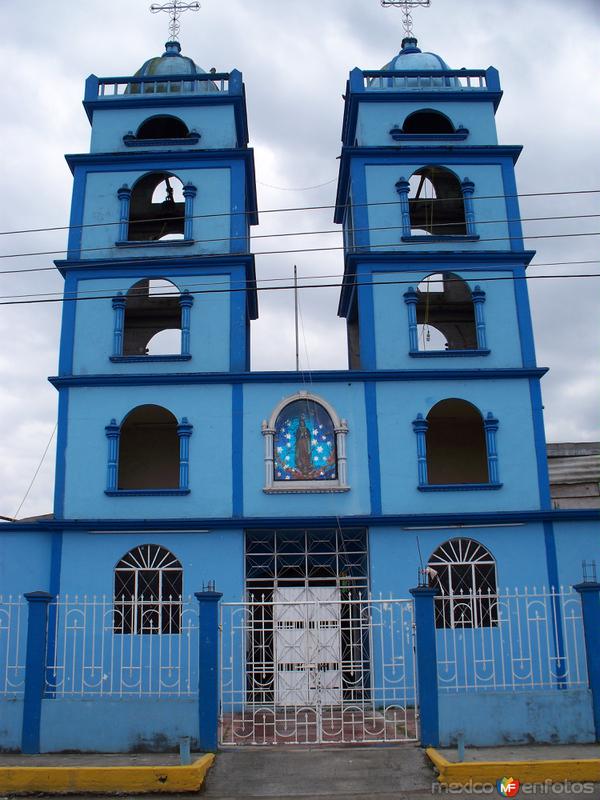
[85,70,242,103]
[352,67,499,94]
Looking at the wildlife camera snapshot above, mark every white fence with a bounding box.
[44,595,200,697]
[0,596,26,697]
[436,588,588,692]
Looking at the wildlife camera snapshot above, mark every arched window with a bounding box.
[395,167,477,240]
[428,538,498,628]
[137,115,190,140]
[111,279,193,360]
[105,405,193,495]
[114,544,183,634]
[262,393,349,493]
[403,273,488,354]
[412,399,500,490]
[403,110,455,134]
[116,173,197,244]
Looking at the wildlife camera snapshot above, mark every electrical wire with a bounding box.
[13,424,57,520]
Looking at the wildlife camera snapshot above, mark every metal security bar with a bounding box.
[0,596,26,697]
[44,595,200,697]
[436,588,588,692]
[220,593,418,745]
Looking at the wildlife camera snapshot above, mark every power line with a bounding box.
[1,229,600,263]
[0,272,598,308]
[0,187,599,238]
[13,423,57,520]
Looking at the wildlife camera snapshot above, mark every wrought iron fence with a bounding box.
[436,588,588,692]
[0,596,26,697]
[44,595,200,697]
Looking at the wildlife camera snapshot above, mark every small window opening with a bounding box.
[416,273,477,351]
[403,110,455,135]
[129,172,184,241]
[118,405,180,490]
[428,538,498,628]
[426,399,489,485]
[137,115,189,140]
[409,167,466,236]
[114,544,182,634]
[123,279,181,356]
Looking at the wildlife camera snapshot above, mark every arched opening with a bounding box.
[426,399,488,485]
[409,167,466,236]
[118,405,180,490]
[136,115,189,140]
[128,172,185,241]
[416,273,477,351]
[403,110,455,135]
[123,279,181,356]
[274,399,338,482]
[428,538,498,628]
[114,544,183,634]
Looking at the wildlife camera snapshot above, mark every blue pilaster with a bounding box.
[472,286,487,350]
[395,177,411,237]
[574,582,600,741]
[117,185,131,242]
[105,419,120,492]
[177,418,193,491]
[22,592,53,754]
[483,413,500,485]
[111,294,126,357]
[410,586,439,747]
[180,292,194,356]
[183,183,197,241]
[461,178,476,236]
[404,288,419,352]
[412,414,429,487]
[195,590,223,752]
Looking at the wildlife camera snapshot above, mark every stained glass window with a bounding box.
[274,400,337,482]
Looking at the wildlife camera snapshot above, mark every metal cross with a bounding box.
[380,0,431,39]
[150,1,201,41]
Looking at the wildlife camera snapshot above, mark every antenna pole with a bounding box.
[294,265,300,372]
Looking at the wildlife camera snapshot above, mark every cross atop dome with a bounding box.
[380,0,431,39]
[150,0,201,42]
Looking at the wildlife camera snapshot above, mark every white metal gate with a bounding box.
[220,593,418,745]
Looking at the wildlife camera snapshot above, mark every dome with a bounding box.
[136,41,207,77]
[382,37,452,71]
[129,41,218,95]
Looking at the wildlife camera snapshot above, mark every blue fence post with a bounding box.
[410,586,439,747]
[574,581,600,742]
[195,590,223,752]
[22,591,53,754]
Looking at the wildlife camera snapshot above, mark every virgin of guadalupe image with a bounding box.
[295,414,313,477]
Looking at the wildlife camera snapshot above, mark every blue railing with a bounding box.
[85,70,242,102]
[350,67,500,94]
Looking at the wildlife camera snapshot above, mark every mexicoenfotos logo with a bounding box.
[497,777,520,797]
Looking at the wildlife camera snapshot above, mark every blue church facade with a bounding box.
[0,34,599,753]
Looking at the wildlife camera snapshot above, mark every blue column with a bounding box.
[112,294,126,357]
[117,185,131,242]
[483,413,500,485]
[105,420,120,492]
[404,288,419,352]
[177,418,193,490]
[22,592,53,754]
[461,178,476,236]
[395,177,411,237]
[179,293,194,356]
[183,183,197,241]
[574,582,600,741]
[412,414,429,486]
[410,587,439,747]
[195,590,223,752]
[472,286,487,350]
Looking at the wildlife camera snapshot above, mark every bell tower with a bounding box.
[52,32,258,518]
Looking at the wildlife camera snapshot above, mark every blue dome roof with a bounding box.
[382,37,451,71]
[136,41,207,77]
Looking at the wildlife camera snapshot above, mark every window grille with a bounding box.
[428,538,498,628]
[114,544,183,634]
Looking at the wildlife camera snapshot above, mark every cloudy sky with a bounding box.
[0,0,598,518]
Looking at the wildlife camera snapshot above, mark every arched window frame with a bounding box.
[115,174,197,247]
[412,402,501,491]
[403,277,488,357]
[389,109,469,142]
[123,114,201,148]
[395,169,478,242]
[261,392,349,494]
[111,280,194,363]
[105,409,193,496]
[113,544,183,634]
[428,538,498,629]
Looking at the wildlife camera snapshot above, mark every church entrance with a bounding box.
[219,529,418,745]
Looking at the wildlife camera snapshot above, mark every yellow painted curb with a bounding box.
[0,753,214,795]
[426,747,600,786]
